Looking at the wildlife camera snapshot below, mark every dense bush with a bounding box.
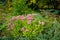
[2,14,45,37]
[0,13,60,40]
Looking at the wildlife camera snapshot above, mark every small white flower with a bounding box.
[39,21,45,26]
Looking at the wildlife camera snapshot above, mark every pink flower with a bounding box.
[25,29,29,32]
[11,16,16,21]
[16,15,20,19]
[7,23,14,30]
[41,22,45,26]
[27,16,33,20]
[19,15,25,20]
[27,14,32,17]
[26,14,33,20]
[27,20,31,24]
[20,27,25,31]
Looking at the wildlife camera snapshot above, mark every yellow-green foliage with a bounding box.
[28,0,36,5]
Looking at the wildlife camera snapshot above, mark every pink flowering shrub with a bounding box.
[4,14,47,37]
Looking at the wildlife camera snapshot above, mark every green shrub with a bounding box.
[11,0,32,16]
[3,14,45,37]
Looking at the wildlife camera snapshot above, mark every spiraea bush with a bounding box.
[3,14,45,37]
[1,13,60,40]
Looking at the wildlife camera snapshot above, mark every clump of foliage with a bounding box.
[3,14,45,37]
[1,13,60,40]
[11,0,32,16]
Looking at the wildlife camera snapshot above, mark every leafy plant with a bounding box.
[11,0,32,16]
[2,14,45,37]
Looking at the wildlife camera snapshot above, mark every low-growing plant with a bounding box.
[2,14,46,37]
[2,13,56,37]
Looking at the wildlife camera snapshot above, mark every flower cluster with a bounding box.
[7,23,15,30]
[8,13,45,29]
[10,14,37,24]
